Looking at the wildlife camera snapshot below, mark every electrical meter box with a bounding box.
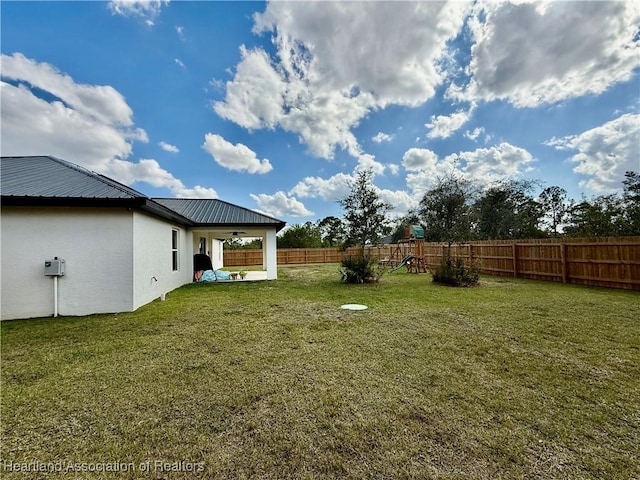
[44,259,65,276]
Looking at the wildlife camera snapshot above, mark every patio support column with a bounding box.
[264,229,277,280]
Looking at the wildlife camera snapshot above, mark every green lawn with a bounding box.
[2,265,639,479]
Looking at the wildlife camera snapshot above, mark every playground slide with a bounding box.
[390,255,415,273]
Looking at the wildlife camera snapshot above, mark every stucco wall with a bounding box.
[132,211,192,310]
[1,207,134,320]
[210,238,223,270]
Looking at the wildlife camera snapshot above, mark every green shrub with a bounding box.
[432,253,480,287]
[340,255,384,284]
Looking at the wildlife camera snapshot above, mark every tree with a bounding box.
[621,171,640,235]
[514,196,546,239]
[539,186,569,235]
[277,222,323,248]
[316,216,346,247]
[243,239,263,249]
[224,237,245,250]
[419,175,475,243]
[338,169,392,247]
[564,195,624,237]
[562,172,640,237]
[474,186,515,239]
[474,180,544,239]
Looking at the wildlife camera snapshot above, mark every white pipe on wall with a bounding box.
[53,276,58,317]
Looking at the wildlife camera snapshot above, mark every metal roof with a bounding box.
[1,156,286,231]
[1,156,145,199]
[153,198,286,231]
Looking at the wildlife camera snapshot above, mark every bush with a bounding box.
[432,253,480,287]
[340,255,384,284]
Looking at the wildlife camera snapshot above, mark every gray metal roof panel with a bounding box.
[153,198,286,229]
[1,156,284,230]
[1,156,145,199]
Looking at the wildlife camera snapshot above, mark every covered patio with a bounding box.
[153,198,285,280]
[191,227,278,280]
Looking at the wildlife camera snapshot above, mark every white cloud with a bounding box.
[202,133,272,174]
[159,141,179,153]
[2,53,134,127]
[213,46,285,131]
[403,149,457,198]
[462,0,640,107]
[378,189,418,216]
[214,44,371,160]
[387,164,400,176]
[402,148,443,172]
[108,158,217,199]
[0,53,148,170]
[108,0,168,25]
[208,78,225,92]
[0,74,140,168]
[290,173,353,202]
[425,109,472,139]
[455,142,535,184]
[250,192,313,217]
[0,53,214,199]
[464,127,485,142]
[175,25,185,41]
[372,132,394,144]
[174,58,185,69]
[215,2,470,161]
[288,164,412,221]
[546,113,640,193]
[289,170,413,217]
[355,154,386,176]
[253,1,469,107]
[403,143,536,197]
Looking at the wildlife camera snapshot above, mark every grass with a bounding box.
[1,264,639,479]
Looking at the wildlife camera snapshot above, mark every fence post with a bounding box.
[512,243,518,278]
[560,242,567,283]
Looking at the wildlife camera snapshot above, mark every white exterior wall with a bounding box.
[1,206,279,321]
[1,207,134,320]
[210,237,224,269]
[132,212,192,310]
[264,229,278,280]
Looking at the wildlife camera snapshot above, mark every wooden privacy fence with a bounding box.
[223,237,640,290]
[419,238,640,290]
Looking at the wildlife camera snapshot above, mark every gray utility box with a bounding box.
[44,259,65,276]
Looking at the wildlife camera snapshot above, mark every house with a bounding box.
[0,156,286,320]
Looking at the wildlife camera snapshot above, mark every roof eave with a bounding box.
[140,200,193,227]
[191,221,286,232]
[0,196,146,209]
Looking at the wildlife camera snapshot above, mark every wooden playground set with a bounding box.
[379,225,429,274]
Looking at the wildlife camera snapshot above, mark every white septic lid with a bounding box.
[340,304,368,310]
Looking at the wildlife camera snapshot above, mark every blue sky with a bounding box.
[2,1,639,226]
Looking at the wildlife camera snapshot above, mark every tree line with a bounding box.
[230,170,640,249]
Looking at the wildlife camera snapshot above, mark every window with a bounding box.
[172,229,179,271]
[199,236,207,255]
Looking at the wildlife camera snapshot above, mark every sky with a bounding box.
[1,0,639,227]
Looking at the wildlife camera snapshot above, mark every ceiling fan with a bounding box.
[223,231,246,237]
